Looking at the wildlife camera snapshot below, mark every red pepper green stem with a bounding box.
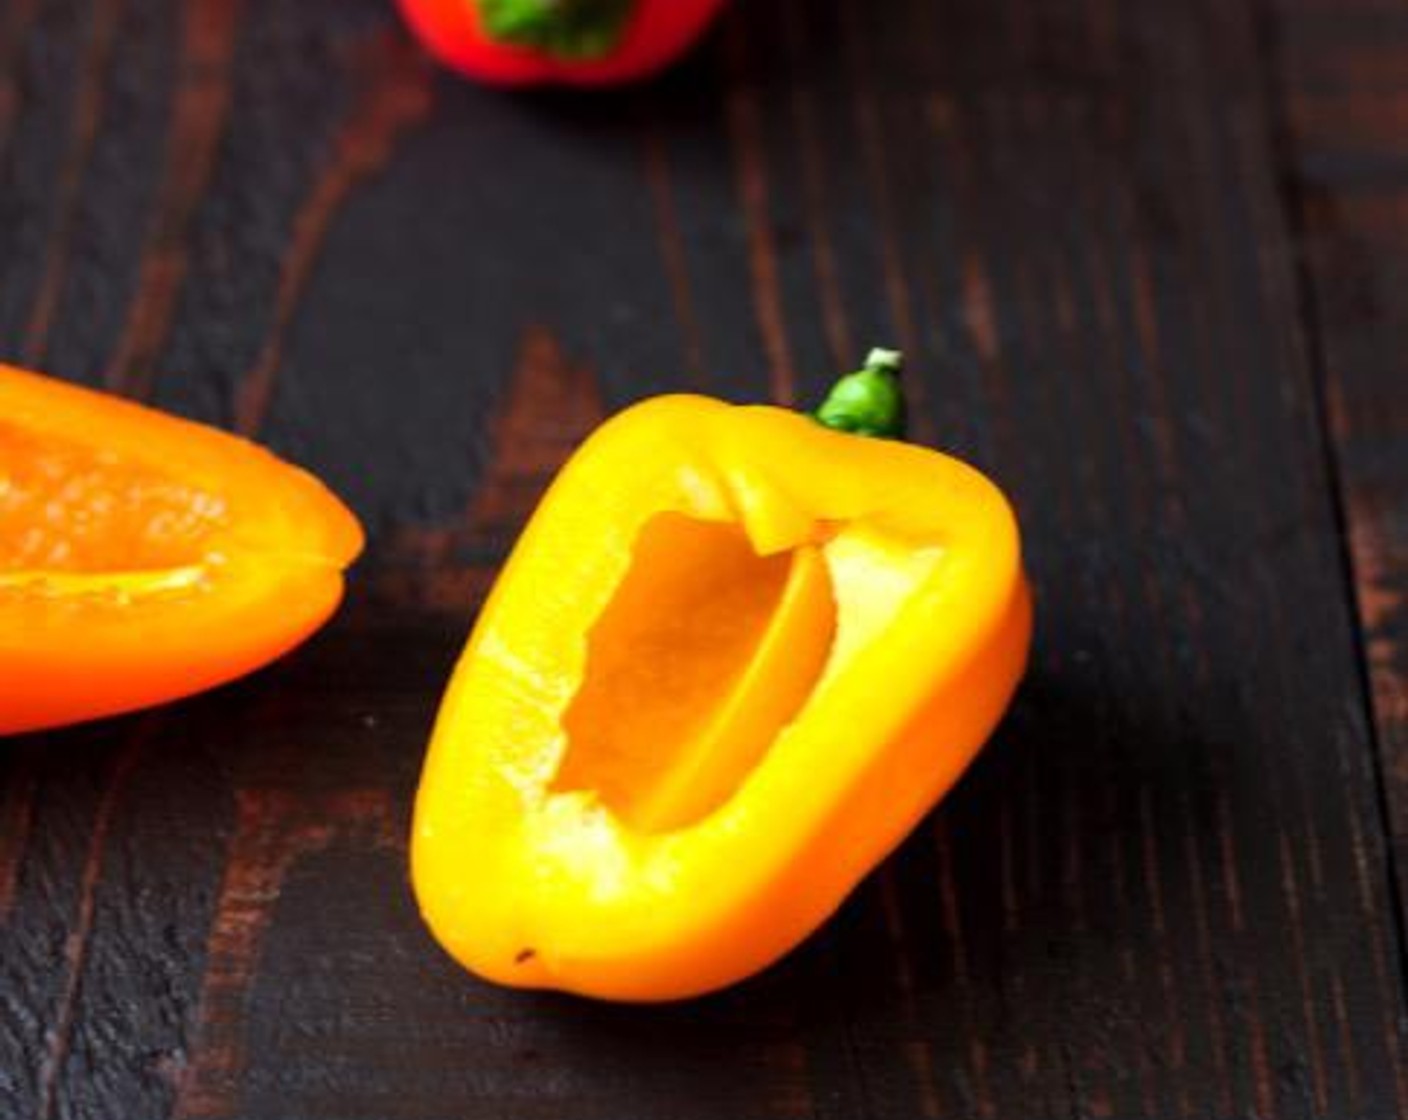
[813,348,907,439]
[476,0,637,59]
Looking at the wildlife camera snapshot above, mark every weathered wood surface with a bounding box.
[1,0,1406,1116]
[1273,0,1408,982]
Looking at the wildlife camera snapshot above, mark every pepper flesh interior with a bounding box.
[0,421,225,588]
[555,512,837,833]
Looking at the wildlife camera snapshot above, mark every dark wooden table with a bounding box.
[2,0,1406,1116]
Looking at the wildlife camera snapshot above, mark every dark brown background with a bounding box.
[2,0,1407,1116]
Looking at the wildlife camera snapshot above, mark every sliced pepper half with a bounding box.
[0,366,363,734]
[413,354,1031,1001]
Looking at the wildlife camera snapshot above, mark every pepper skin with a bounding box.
[397,0,729,87]
[412,359,1032,1002]
[0,366,363,735]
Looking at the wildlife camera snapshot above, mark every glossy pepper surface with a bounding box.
[0,366,363,734]
[397,0,728,87]
[413,353,1031,1001]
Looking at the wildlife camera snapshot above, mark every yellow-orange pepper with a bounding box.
[0,366,362,735]
[413,351,1031,1001]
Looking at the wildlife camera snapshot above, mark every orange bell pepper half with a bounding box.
[413,351,1032,1001]
[0,366,363,735]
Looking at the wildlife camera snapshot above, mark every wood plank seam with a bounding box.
[1248,8,1408,1114]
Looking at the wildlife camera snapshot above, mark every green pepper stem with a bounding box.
[477,0,636,60]
[812,348,907,439]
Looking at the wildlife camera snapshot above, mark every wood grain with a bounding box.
[1270,0,1408,1085]
[173,788,400,1119]
[0,0,1405,1116]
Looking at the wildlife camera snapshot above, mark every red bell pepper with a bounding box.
[397,0,729,87]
